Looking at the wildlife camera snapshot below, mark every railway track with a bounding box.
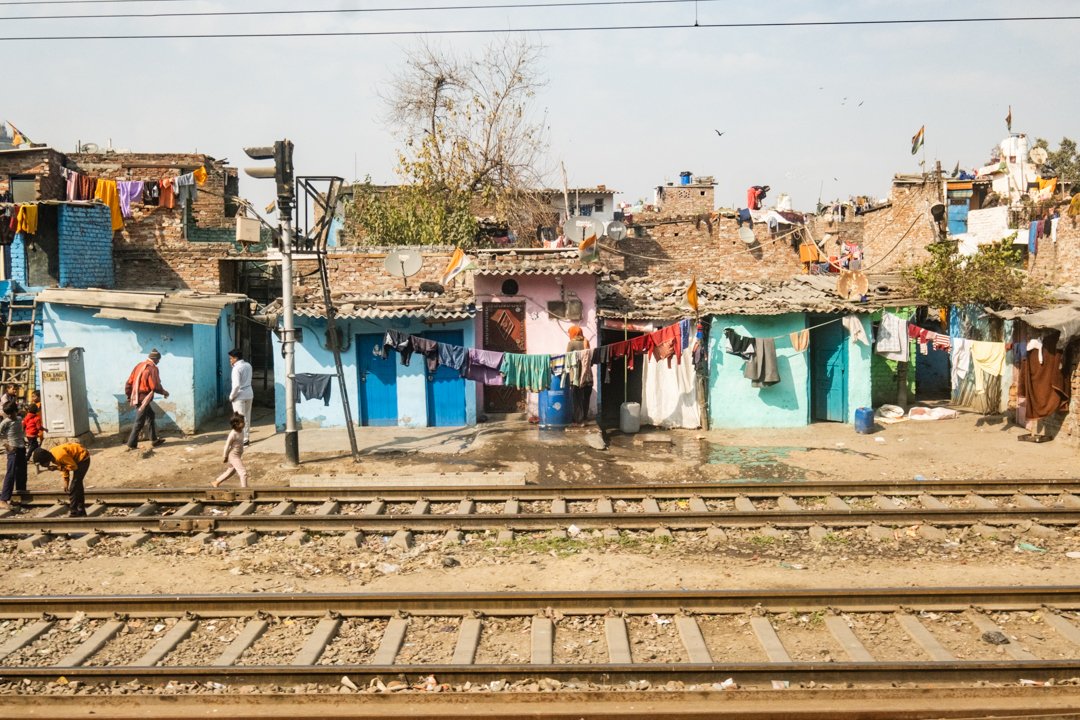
[2,587,1080,688]
[1,479,1078,544]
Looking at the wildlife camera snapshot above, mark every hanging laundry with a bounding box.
[950,338,972,389]
[1026,338,1044,364]
[293,373,333,405]
[409,335,439,373]
[159,179,176,209]
[174,172,197,209]
[465,349,504,386]
[1069,193,1080,217]
[723,328,756,360]
[437,343,467,375]
[549,354,565,377]
[15,205,38,235]
[500,353,551,392]
[193,166,208,186]
[143,181,161,206]
[736,208,753,227]
[1050,215,1059,244]
[78,175,97,202]
[117,181,145,219]
[93,179,124,231]
[640,350,700,429]
[564,349,593,388]
[646,323,682,366]
[679,319,692,351]
[1019,332,1069,421]
[789,329,809,352]
[743,338,780,388]
[63,168,78,201]
[377,329,413,365]
[875,312,909,361]
[842,315,869,345]
[969,340,1006,393]
[1028,220,1038,255]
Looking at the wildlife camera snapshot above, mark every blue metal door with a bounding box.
[947,199,970,235]
[424,330,467,426]
[811,319,848,422]
[357,333,398,426]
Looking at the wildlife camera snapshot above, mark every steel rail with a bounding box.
[0,508,1077,536]
[9,478,1080,504]
[1,586,1078,615]
[1,589,1079,688]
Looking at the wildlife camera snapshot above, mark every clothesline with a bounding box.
[57,165,209,231]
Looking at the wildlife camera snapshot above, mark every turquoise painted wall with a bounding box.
[273,317,477,429]
[708,313,809,428]
[845,315,873,423]
[191,307,235,431]
[38,304,197,436]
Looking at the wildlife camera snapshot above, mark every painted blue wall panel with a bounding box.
[811,318,848,422]
[58,205,114,289]
[358,332,398,426]
[424,329,466,427]
[708,314,809,429]
[845,315,873,423]
[274,317,477,430]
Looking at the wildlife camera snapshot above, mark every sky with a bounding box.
[8,0,1080,215]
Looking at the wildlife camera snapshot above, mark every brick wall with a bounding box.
[9,234,27,284]
[618,214,807,283]
[1028,205,1080,288]
[0,148,65,201]
[656,183,714,217]
[58,205,114,288]
[291,247,456,300]
[860,179,943,272]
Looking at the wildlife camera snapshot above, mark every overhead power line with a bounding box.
[0,14,1076,41]
[0,0,192,5]
[5,0,719,21]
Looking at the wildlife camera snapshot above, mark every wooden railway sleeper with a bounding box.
[158,518,216,532]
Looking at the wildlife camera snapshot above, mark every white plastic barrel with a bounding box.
[620,402,641,434]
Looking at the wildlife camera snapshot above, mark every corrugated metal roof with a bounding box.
[472,248,607,276]
[36,288,246,326]
[274,288,475,322]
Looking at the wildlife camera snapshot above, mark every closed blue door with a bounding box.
[811,319,848,422]
[948,201,969,235]
[357,333,398,426]
[424,330,466,427]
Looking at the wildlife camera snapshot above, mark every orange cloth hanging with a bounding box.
[93,179,124,230]
[798,242,822,263]
[15,205,38,234]
[193,166,208,186]
[789,329,810,352]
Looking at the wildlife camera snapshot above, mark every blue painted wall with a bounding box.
[38,303,231,436]
[273,317,477,430]
[9,234,28,287]
[707,313,872,428]
[708,313,809,429]
[192,307,235,426]
[58,205,114,288]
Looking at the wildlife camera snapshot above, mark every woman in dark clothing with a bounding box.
[566,325,593,425]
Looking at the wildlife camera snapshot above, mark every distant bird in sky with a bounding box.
[714,129,724,137]
[858,100,864,107]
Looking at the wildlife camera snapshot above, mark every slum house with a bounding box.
[0,143,268,436]
[35,288,244,435]
[268,247,478,430]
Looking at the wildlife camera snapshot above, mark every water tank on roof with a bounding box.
[679,171,693,185]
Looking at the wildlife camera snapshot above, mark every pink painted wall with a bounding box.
[474,273,598,417]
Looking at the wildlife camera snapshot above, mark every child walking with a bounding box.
[23,403,43,464]
[212,413,248,488]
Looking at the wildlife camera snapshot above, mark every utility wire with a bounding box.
[3,0,719,21]
[0,15,1076,41]
[0,0,192,5]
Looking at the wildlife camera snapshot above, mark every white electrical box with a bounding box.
[38,346,90,438]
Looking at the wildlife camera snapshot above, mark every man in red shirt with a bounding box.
[124,349,169,451]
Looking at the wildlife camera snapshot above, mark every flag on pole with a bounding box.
[1005,106,1012,132]
[910,125,925,156]
[686,278,699,314]
[264,200,276,214]
[441,246,473,285]
[578,229,598,263]
[8,122,30,147]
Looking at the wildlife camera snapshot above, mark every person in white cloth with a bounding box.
[228,348,254,445]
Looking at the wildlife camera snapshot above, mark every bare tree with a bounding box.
[376,37,552,245]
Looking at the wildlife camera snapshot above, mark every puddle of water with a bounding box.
[704,444,808,481]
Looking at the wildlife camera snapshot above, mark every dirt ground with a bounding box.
[2,406,1078,603]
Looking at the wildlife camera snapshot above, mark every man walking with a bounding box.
[228,348,253,445]
[125,349,169,451]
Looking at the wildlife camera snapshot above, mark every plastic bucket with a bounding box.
[854,407,875,434]
[620,402,641,434]
[539,374,572,429]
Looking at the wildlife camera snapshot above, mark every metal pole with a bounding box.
[280,212,299,467]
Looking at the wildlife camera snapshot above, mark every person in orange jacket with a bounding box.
[33,443,90,517]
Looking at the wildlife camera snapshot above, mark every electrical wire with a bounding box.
[2,0,720,21]
[0,14,1075,41]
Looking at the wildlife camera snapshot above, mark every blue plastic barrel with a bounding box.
[854,407,875,434]
[539,374,572,429]
[679,171,692,185]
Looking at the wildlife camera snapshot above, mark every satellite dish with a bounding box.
[563,216,604,245]
[384,249,423,278]
[1029,147,1048,165]
[81,142,100,153]
[605,220,627,242]
[738,226,755,244]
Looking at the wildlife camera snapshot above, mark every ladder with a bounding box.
[1,298,37,401]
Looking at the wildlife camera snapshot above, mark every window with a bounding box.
[593,197,605,213]
[10,177,35,204]
[501,279,519,296]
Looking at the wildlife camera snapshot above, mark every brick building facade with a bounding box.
[1028,201,1080,288]
[858,175,944,273]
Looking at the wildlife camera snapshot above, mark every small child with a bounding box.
[23,403,43,465]
[33,443,89,517]
[0,384,17,410]
[211,413,248,488]
[0,402,26,510]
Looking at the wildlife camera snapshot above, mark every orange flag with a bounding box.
[686,278,699,314]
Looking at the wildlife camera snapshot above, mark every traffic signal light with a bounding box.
[244,139,294,210]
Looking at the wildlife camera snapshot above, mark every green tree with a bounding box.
[1033,136,1080,185]
[346,181,478,247]
[904,238,1047,309]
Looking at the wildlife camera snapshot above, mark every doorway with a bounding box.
[424,329,466,426]
[357,332,398,426]
[482,302,526,414]
[810,317,848,422]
